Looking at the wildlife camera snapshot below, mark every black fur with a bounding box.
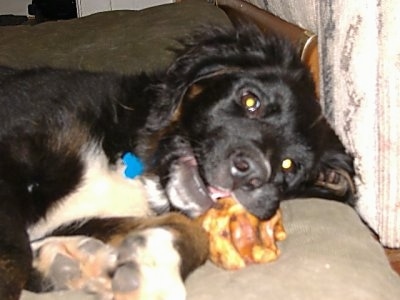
[0,25,354,298]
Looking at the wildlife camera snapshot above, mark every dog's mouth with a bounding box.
[165,143,283,220]
[165,156,233,218]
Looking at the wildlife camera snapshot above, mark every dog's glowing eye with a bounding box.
[241,92,260,113]
[281,158,295,172]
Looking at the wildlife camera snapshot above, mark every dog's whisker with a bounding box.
[117,100,135,111]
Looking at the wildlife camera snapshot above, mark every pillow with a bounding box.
[0,0,231,74]
[186,199,400,300]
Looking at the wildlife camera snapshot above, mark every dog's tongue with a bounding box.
[208,186,232,201]
[170,156,235,216]
[166,156,215,217]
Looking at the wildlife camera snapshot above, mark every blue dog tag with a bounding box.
[122,152,144,179]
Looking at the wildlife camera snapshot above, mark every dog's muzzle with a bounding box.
[165,146,279,220]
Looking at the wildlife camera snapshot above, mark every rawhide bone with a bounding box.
[197,197,286,270]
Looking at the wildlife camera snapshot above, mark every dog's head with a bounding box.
[146,26,354,220]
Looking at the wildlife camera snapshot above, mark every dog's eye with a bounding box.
[241,92,261,113]
[281,158,296,173]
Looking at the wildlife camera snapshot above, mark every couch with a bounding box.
[1,0,399,299]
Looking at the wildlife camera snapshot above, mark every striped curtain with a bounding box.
[318,1,400,248]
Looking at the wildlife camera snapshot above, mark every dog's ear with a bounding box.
[140,83,182,132]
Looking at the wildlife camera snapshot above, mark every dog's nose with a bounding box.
[230,151,270,190]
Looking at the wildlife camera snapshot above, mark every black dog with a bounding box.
[0,25,354,299]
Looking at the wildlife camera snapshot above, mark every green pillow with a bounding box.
[186,199,400,300]
[0,0,231,74]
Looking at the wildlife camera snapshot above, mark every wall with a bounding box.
[0,0,31,15]
[76,0,174,17]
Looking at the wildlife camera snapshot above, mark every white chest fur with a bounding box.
[28,147,151,241]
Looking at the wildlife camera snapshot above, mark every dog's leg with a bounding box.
[0,185,33,300]
[30,213,209,300]
[0,226,32,300]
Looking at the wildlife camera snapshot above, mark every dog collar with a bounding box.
[122,152,144,179]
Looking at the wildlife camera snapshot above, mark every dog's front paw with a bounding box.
[315,168,355,198]
[32,229,186,300]
[114,228,186,300]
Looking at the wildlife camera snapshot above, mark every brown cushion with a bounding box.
[186,199,400,300]
[0,0,231,74]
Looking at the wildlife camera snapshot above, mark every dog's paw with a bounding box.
[315,168,355,197]
[115,228,185,300]
[32,229,185,300]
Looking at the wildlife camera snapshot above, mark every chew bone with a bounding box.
[198,197,286,270]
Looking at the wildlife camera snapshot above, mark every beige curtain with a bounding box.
[254,0,400,248]
[318,1,400,248]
